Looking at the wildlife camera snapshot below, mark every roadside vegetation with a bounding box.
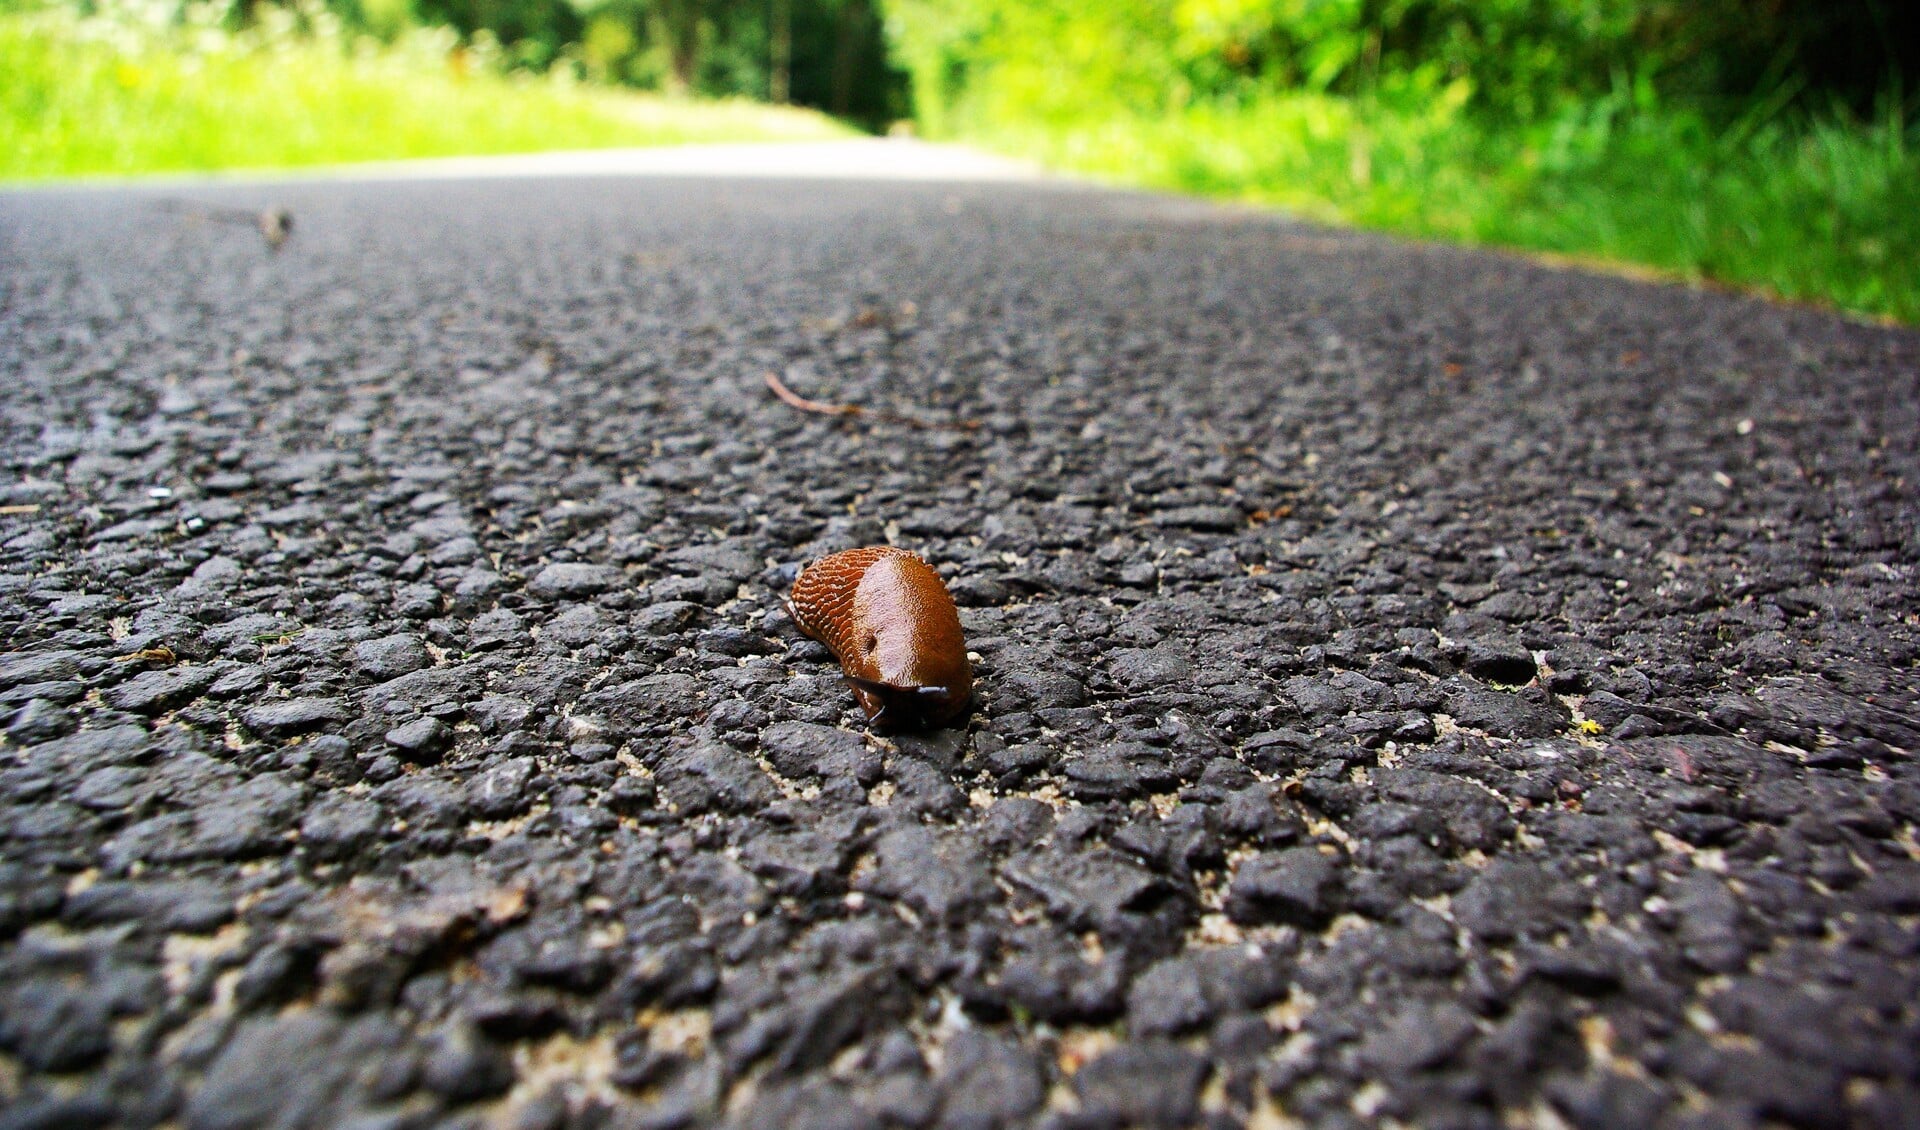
[0,0,854,180]
[885,0,1920,324]
[4,0,1914,323]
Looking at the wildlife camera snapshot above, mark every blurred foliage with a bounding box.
[322,0,910,124]
[0,0,908,125]
[881,0,1919,322]
[0,0,854,178]
[881,0,1919,127]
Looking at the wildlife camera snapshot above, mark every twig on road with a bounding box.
[156,199,294,252]
[764,370,862,419]
[763,371,979,431]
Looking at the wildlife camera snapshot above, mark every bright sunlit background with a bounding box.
[3,0,1916,323]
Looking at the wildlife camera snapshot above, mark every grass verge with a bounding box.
[955,92,1919,325]
[0,3,855,181]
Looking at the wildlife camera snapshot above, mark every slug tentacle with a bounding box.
[789,546,973,732]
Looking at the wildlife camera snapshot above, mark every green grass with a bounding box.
[0,4,855,181]
[950,90,1920,324]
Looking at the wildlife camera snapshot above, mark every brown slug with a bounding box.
[788,546,973,731]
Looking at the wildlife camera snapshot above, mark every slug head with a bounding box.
[845,675,972,732]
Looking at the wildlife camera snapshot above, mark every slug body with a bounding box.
[788,547,973,731]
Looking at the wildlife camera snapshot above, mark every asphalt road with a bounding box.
[2,156,1918,1130]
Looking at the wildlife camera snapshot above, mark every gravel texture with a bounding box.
[1,173,1918,1130]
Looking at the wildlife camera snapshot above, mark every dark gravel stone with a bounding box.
[948,575,1011,606]
[1108,647,1195,690]
[0,1094,121,1130]
[1060,750,1141,801]
[1061,741,1175,802]
[1284,676,1350,719]
[732,1080,879,1130]
[102,771,305,870]
[740,825,858,896]
[206,665,267,697]
[384,716,453,762]
[0,980,114,1071]
[1546,1071,1676,1130]
[993,651,1089,710]
[750,970,906,1078]
[1227,847,1343,926]
[1127,955,1209,1036]
[1215,784,1307,847]
[1519,941,1622,996]
[1356,1001,1479,1072]
[579,673,704,730]
[62,878,233,933]
[72,765,146,811]
[937,1029,1046,1130]
[758,720,881,784]
[298,795,387,858]
[653,738,778,815]
[1448,681,1571,738]
[1858,868,1920,915]
[470,756,537,818]
[1151,505,1243,531]
[352,634,430,679]
[660,541,761,581]
[0,651,83,688]
[7,698,74,743]
[1579,690,1638,731]
[995,933,1127,1023]
[1373,768,1515,853]
[545,604,609,647]
[1668,1037,1850,1129]
[981,742,1051,785]
[1128,945,1291,1036]
[1071,1040,1209,1128]
[1663,870,1750,973]
[1003,846,1184,942]
[981,796,1054,851]
[470,694,534,733]
[1456,634,1538,686]
[183,1013,404,1130]
[886,756,966,816]
[102,665,217,713]
[467,607,526,650]
[1454,857,1588,942]
[370,771,472,824]
[856,824,995,923]
[603,775,656,816]
[420,1024,515,1101]
[527,563,625,599]
[632,601,699,636]
[241,697,351,736]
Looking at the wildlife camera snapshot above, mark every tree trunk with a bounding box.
[658,0,701,94]
[770,0,791,103]
[829,0,866,117]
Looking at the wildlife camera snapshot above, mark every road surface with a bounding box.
[2,144,1918,1129]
